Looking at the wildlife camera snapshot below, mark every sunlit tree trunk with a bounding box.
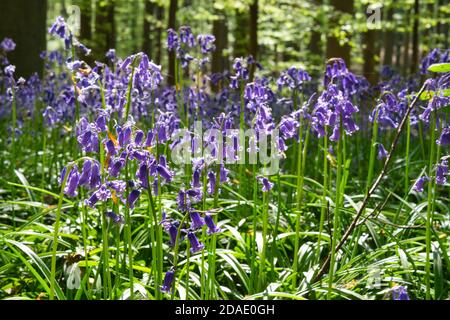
[249,0,258,81]
[326,0,354,67]
[167,0,178,86]
[94,0,116,61]
[0,0,47,77]
[410,0,420,74]
[142,0,154,58]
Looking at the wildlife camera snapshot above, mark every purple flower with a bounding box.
[4,65,15,77]
[160,269,175,293]
[413,176,430,193]
[205,214,221,235]
[105,140,117,156]
[437,127,450,146]
[191,168,201,188]
[0,38,16,52]
[189,211,205,230]
[377,143,388,160]
[106,211,124,224]
[167,223,179,246]
[197,34,216,54]
[167,29,179,51]
[134,130,144,145]
[207,171,216,195]
[85,192,99,207]
[128,189,141,209]
[64,167,79,197]
[257,176,274,192]
[136,163,149,189]
[187,232,205,254]
[157,163,173,182]
[109,158,125,177]
[78,160,92,186]
[392,286,410,300]
[436,160,448,185]
[89,161,101,189]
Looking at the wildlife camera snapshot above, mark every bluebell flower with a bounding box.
[106,211,124,224]
[205,214,221,235]
[257,176,274,192]
[413,176,429,193]
[127,189,141,209]
[436,160,448,185]
[377,143,388,160]
[189,211,205,230]
[392,286,410,300]
[187,232,205,253]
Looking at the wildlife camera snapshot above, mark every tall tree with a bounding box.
[155,4,164,66]
[308,0,324,75]
[363,6,379,85]
[326,0,354,67]
[77,0,93,65]
[0,0,47,77]
[142,0,155,57]
[168,0,178,86]
[233,9,249,59]
[410,0,420,74]
[382,7,394,66]
[249,0,258,80]
[212,13,229,75]
[94,0,116,62]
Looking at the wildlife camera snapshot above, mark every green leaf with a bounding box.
[428,63,450,73]
[418,89,450,101]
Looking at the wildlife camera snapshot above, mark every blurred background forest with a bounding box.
[0,0,449,84]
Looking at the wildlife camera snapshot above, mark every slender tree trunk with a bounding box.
[308,0,323,69]
[326,0,354,67]
[94,0,116,61]
[0,0,47,77]
[249,0,258,81]
[383,8,394,66]
[233,10,249,58]
[410,0,420,74]
[77,0,93,65]
[212,14,229,74]
[155,4,164,66]
[168,0,178,86]
[402,9,411,75]
[363,10,379,85]
[142,0,154,57]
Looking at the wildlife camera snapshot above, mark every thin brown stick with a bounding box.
[313,82,428,283]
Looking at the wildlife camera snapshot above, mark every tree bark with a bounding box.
[94,0,116,61]
[308,0,323,68]
[249,0,258,81]
[410,0,420,74]
[212,14,229,75]
[363,10,379,85]
[142,0,154,57]
[0,0,47,78]
[233,10,249,59]
[167,0,178,86]
[382,7,394,66]
[155,4,164,66]
[326,0,354,67]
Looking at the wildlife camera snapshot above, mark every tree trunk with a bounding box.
[363,10,379,85]
[77,0,93,65]
[212,14,229,74]
[233,10,249,58]
[0,0,47,78]
[94,0,116,61]
[155,4,164,66]
[410,0,420,74]
[326,0,354,67]
[167,0,178,86]
[402,9,411,75]
[249,0,258,81]
[382,7,394,66]
[142,0,154,57]
[308,0,323,68]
